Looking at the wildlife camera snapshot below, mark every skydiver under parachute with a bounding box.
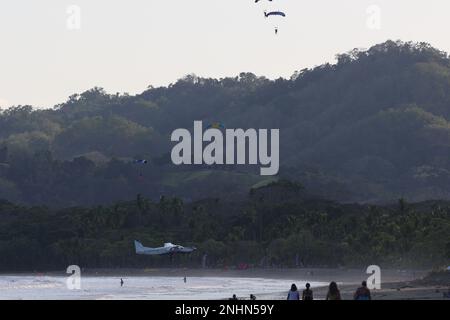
[254,0,285,34]
[254,0,286,35]
[133,159,148,181]
[264,11,286,35]
[206,122,226,130]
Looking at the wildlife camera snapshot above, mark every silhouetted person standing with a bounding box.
[354,281,371,300]
[287,284,300,300]
[302,283,314,300]
[326,282,342,300]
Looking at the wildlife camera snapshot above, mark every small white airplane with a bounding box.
[134,240,196,255]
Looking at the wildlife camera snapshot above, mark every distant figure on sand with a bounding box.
[354,281,371,300]
[229,294,238,300]
[302,283,314,300]
[183,277,187,283]
[250,294,256,300]
[120,278,124,287]
[326,282,342,300]
[287,284,300,300]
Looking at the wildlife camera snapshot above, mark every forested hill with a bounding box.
[2,40,450,206]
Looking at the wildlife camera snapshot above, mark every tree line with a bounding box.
[0,181,448,272]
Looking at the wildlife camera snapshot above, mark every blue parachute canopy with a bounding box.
[134,159,148,164]
[265,11,286,17]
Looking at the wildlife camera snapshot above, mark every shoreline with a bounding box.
[0,267,427,282]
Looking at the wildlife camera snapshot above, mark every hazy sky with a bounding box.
[1,0,450,108]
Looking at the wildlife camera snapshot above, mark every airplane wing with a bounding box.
[171,245,197,254]
[134,240,168,255]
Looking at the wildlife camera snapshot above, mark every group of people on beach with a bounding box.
[286,281,372,300]
[229,281,372,300]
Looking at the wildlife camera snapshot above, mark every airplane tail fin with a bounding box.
[134,240,145,254]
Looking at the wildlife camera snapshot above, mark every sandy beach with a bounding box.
[80,267,450,300]
[3,267,447,300]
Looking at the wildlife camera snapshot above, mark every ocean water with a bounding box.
[0,275,327,300]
